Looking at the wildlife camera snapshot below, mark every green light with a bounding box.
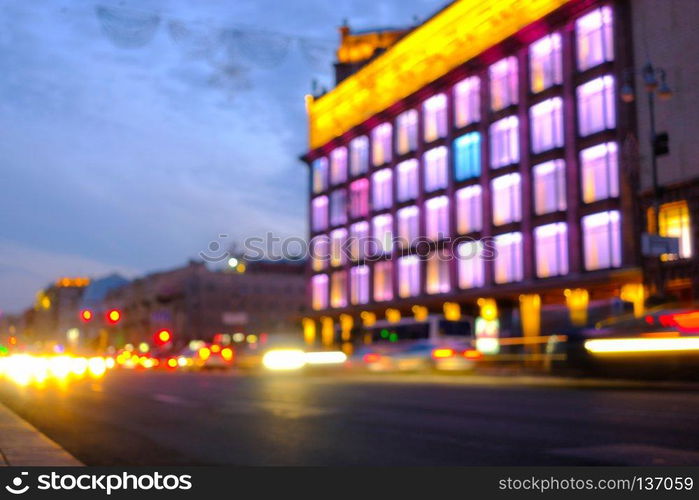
[380,329,389,339]
[0,345,7,355]
[389,333,398,342]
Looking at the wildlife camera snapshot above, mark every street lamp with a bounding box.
[621,62,674,299]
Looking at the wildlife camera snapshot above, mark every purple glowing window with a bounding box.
[530,97,564,153]
[349,178,369,219]
[398,255,421,298]
[456,185,482,234]
[535,222,569,278]
[425,196,450,241]
[489,56,518,111]
[373,261,393,302]
[582,210,621,270]
[426,250,451,295]
[457,241,485,289]
[396,159,419,202]
[576,6,614,71]
[423,146,448,192]
[311,196,328,231]
[311,274,328,311]
[454,76,480,127]
[310,234,329,272]
[349,136,369,177]
[489,116,519,168]
[580,142,619,203]
[330,228,347,267]
[533,159,567,215]
[329,189,347,226]
[491,173,521,226]
[349,221,369,260]
[397,205,420,248]
[330,147,348,185]
[371,168,393,210]
[577,75,616,136]
[312,157,328,194]
[330,270,348,308]
[396,109,418,154]
[350,266,370,305]
[423,93,448,142]
[372,123,393,166]
[494,232,523,284]
[530,33,562,93]
[372,214,393,255]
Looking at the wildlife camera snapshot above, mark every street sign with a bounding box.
[641,233,679,256]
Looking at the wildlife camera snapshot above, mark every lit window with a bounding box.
[398,255,421,298]
[311,234,329,272]
[350,266,370,305]
[349,221,369,260]
[330,147,348,185]
[580,142,618,203]
[582,210,621,270]
[490,116,519,168]
[372,214,393,255]
[312,157,328,194]
[454,132,481,181]
[349,136,369,177]
[426,251,451,295]
[397,206,420,248]
[396,109,418,154]
[577,75,616,136]
[530,98,564,153]
[371,168,393,210]
[423,93,448,142]
[424,146,448,192]
[457,240,485,289]
[372,123,393,166]
[530,33,562,93]
[535,222,569,278]
[533,160,566,215]
[349,178,369,219]
[330,270,348,308]
[425,196,450,241]
[396,159,419,202]
[373,261,393,302]
[329,189,347,226]
[653,201,693,260]
[576,6,614,71]
[456,185,482,234]
[330,228,347,267]
[311,274,328,310]
[490,57,518,111]
[491,173,521,226]
[311,196,328,231]
[454,76,480,127]
[494,232,523,284]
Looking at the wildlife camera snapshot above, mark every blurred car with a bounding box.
[353,340,481,372]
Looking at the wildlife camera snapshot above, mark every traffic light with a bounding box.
[106,309,122,325]
[80,309,93,322]
[154,329,172,346]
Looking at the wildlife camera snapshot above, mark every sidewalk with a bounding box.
[0,403,82,466]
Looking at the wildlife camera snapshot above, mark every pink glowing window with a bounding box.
[425,196,450,241]
[489,57,518,111]
[533,160,567,215]
[577,75,616,136]
[576,6,614,71]
[580,142,619,203]
[530,98,564,153]
[372,123,393,166]
[373,261,393,302]
[494,232,523,284]
[423,146,448,192]
[535,222,569,278]
[312,157,328,194]
[396,109,418,154]
[426,250,451,295]
[311,234,329,272]
[457,241,485,289]
[530,33,562,93]
[491,173,521,226]
[398,255,421,298]
[330,228,347,267]
[349,221,369,260]
[397,205,420,248]
[330,147,348,185]
[372,214,393,255]
[311,274,328,311]
[330,270,348,308]
[329,189,347,226]
[396,159,419,202]
[489,116,519,168]
[311,196,328,231]
[454,76,480,127]
[349,136,369,177]
[423,93,448,142]
[372,168,393,210]
[456,185,482,234]
[349,178,369,219]
[350,266,370,305]
[582,210,621,270]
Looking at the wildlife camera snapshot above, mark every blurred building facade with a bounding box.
[301,0,698,348]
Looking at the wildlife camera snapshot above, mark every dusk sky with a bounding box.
[0,0,439,313]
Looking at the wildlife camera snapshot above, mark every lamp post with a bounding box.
[620,62,673,299]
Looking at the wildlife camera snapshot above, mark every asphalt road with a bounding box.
[1,371,698,466]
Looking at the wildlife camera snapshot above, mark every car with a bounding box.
[353,340,482,373]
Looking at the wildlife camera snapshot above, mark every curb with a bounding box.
[0,404,82,466]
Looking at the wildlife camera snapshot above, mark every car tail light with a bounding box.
[660,311,699,332]
[463,349,482,360]
[221,347,233,361]
[432,348,455,359]
[363,353,381,364]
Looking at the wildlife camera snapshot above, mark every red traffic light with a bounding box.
[106,309,122,325]
[155,329,172,345]
[80,309,93,322]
